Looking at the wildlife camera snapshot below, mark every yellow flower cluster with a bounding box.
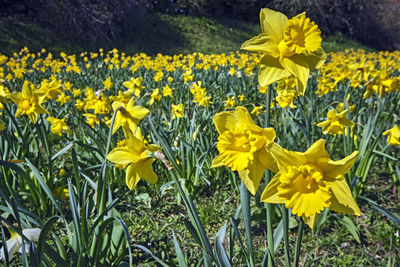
[212,106,360,228]
[317,50,400,97]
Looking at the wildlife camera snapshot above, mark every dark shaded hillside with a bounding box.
[0,13,373,56]
[1,0,397,51]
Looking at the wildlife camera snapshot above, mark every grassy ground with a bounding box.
[0,13,372,56]
[121,166,399,265]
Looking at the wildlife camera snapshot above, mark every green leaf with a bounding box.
[360,196,400,226]
[172,231,187,267]
[37,216,62,264]
[133,245,169,267]
[315,209,328,235]
[51,142,73,161]
[215,238,231,267]
[239,182,254,266]
[336,216,361,243]
[25,158,62,214]
[230,218,250,266]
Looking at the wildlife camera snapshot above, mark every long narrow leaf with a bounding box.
[25,158,62,214]
[172,231,187,267]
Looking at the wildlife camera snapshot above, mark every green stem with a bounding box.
[97,109,117,215]
[264,85,275,266]
[265,201,274,266]
[240,181,255,266]
[265,85,272,126]
[282,206,290,267]
[292,220,305,267]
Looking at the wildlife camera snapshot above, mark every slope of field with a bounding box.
[0,13,372,56]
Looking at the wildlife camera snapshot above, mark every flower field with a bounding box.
[0,9,399,266]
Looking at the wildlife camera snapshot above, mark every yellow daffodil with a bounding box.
[107,128,160,190]
[59,168,66,176]
[171,103,184,119]
[37,78,62,100]
[183,70,194,83]
[276,87,297,109]
[75,99,85,111]
[46,117,70,136]
[0,83,10,103]
[123,77,145,97]
[317,109,355,135]
[63,81,73,90]
[212,106,276,195]
[261,139,360,228]
[10,80,49,123]
[102,76,113,90]
[53,186,69,200]
[190,82,213,107]
[109,98,149,134]
[251,106,264,115]
[383,125,400,146]
[241,8,325,94]
[225,96,236,109]
[83,113,100,128]
[73,89,81,97]
[154,71,163,82]
[56,93,71,105]
[148,88,161,105]
[336,102,355,113]
[162,84,173,97]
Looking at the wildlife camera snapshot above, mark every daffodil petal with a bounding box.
[262,127,276,144]
[125,129,146,153]
[125,164,141,190]
[304,139,330,163]
[260,173,284,203]
[107,147,139,165]
[258,146,278,174]
[241,34,279,57]
[213,106,261,134]
[211,155,224,168]
[258,54,291,87]
[339,116,355,127]
[236,106,264,133]
[238,152,267,195]
[146,144,161,152]
[302,213,317,229]
[317,151,358,179]
[302,48,326,70]
[329,177,361,215]
[128,105,149,120]
[112,112,125,134]
[4,237,20,260]
[112,101,124,110]
[126,97,136,109]
[269,142,305,170]
[136,158,158,184]
[213,110,238,134]
[281,55,310,95]
[260,8,287,43]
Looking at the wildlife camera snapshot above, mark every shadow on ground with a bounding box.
[0,13,187,56]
